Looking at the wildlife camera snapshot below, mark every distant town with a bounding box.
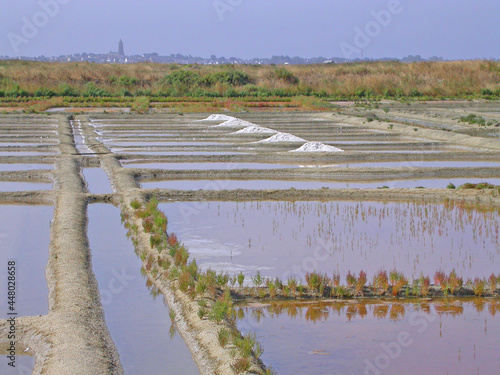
[0,40,447,65]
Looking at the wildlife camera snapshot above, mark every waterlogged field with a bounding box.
[162,201,499,281]
[89,205,199,375]
[0,205,53,318]
[236,300,500,375]
[0,110,499,374]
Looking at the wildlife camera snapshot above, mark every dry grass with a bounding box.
[1,60,499,99]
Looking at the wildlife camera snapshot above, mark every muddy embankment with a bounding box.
[118,150,500,164]
[0,191,54,205]
[139,187,500,208]
[0,170,53,183]
[133,166,500,183]
[0,115,123,375]
[78,116,265,375]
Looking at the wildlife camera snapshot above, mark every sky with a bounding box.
[1,0,499,60]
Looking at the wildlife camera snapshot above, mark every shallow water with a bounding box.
[104,141,229,147]
[115,151,250,156]
[83,168,113,194]
[98,132,180,138]
[0,142,58,147]
[127,160,500,170]
[161,201,499,281]
[356,150,456,153]
[0,152,57,157]
[2,356,35,374]
[325,140,421,145]
[337,161,500,168]
[123,162,302,170]
[89,204,199,375]
[0,205,53,318]
[0,182,52,192]
[143,178,500,190]
[236,300,500,375]
[0,164,53,171]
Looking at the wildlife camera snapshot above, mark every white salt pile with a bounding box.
[290,141,344,153]
[232,126,277,134]
[199,114,236,121]
[255,132,306,143]
[210,118,255,129]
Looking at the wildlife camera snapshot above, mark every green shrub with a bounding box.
[481,88,494,96]
[34,88,56,98]
[83,82,109,97]
[150,233,162,249]
[218,328,231,346]
[5,88,29,97]
[305,271,330,293]
[476,182,495,189]
[117,75,138,87]
[233,332,258,357]
[459,113,486,126]
[216,272,229,287]
[252,271,264,287]
[473,278,486,296]
[230,358,251,374]
[209,291,234,323]
[163,70,201,86]
[346,271,356,286]
[130,199,142,210]
[209,70,251,86]
[237,272,245,287]
[179,269,195,293]
[173,246,189,267]
[131,96,150,113]
[153,212,168,233]
[119,89,133,97]
[198,307,207,319]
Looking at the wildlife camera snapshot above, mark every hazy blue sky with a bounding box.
[1,0,499,59]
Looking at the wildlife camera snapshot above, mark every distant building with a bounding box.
[118,39,125,57]
[107,40,126,62]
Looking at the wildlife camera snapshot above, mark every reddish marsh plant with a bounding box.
[355,270,367,295]
[489,273,498,292]
[142,217,154,233]
[419,275,431,297]
[473,278,487,296]
[373,270,389,291]
[167,233,179,247]
[305,272,330,294]
[346,271,356,287]
[446,269,463,295]
[434,269,447,290]
[332,272,340,287]
[287,277,298,295]
[389,271,407,296]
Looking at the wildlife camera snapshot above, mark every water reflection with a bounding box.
[236,300,500,375]
[89,204,199,375]
[237,300,500,323]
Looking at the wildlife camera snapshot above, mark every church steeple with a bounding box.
[118,39,124,56]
